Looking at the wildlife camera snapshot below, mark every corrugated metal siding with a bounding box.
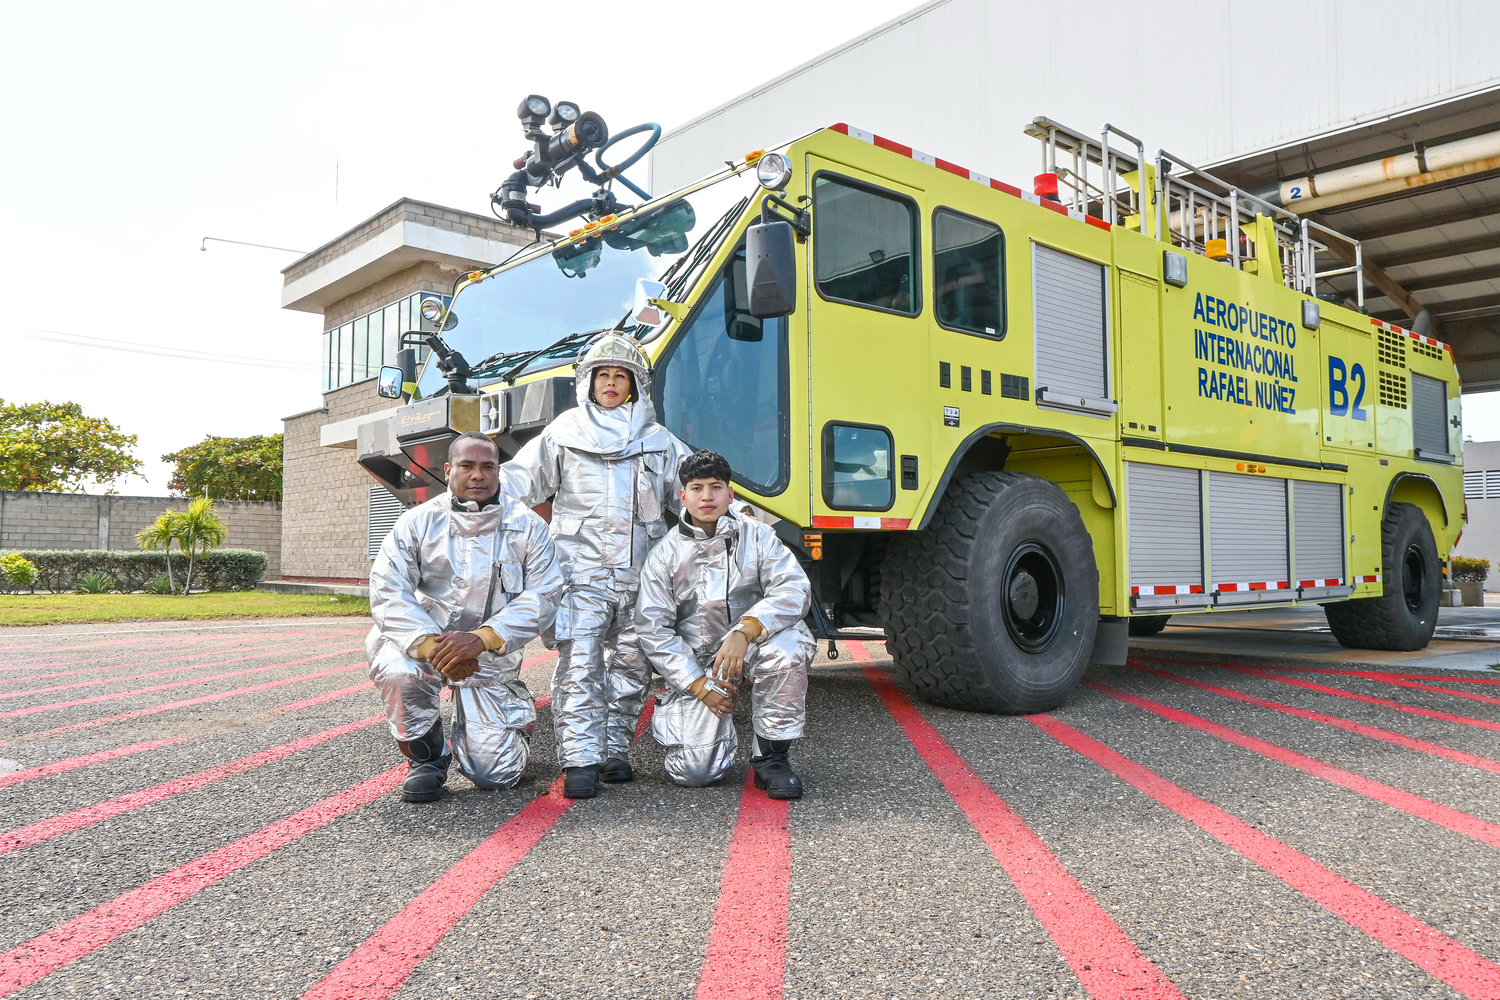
[368,486,403,559]
[1293,481,1345,582]
[1034,245,1107,399]
[1411,373,1449,455]
[1126,463,1202,588]
[652,0,1500,195]
[1209,472,1288,585]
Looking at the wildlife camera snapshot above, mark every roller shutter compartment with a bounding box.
[1209,472,1290,605]
[1293,480,1348,598]
[1411,373,1453,462]
[1126,462,1206,608]
[1033,244,1113,415]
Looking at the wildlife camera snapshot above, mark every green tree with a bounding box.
[177,498,229,594]
[162,434,283,502]
[136,511,184,595]
[0,399,142,493]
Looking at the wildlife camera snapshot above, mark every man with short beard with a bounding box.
[367,431,564,802]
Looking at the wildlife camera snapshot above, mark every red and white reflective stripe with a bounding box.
[1297,578,1344,588]
[1215,581,1290,593]
[1130,584,1204,596]
[1356,574,1382,584]
[1370,317,1451,355]
[811,515,911,530]
[829,123,1111,232]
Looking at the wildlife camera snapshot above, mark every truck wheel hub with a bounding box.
[1002,542,1064,653]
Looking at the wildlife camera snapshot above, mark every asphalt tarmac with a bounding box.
[1,616,1497,999]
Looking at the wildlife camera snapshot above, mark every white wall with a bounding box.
[651,0,1500,195]
[1455,440,1500,591]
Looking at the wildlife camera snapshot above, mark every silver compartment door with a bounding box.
[1411,373,1453,462]
[1293,480,1345,592]
[1209,472,1290,602]
[1033,244,1114,415]
[1126,462,1206,606]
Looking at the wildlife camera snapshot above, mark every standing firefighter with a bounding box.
[367,432,564,802]
[637,450,817,798]
[500,332,691,799]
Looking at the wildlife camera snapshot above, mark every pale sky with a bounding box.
[3,0,1498,497]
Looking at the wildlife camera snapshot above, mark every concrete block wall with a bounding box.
[0,492,282,579]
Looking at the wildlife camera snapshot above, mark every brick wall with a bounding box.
[0,492,282,579]
[281,383,395,582]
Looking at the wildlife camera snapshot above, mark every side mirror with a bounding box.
[632,279,668,326]
[746,220,796,318]
[376,366,404,399]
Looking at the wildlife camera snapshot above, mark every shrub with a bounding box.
[74,570,115,594]
[1453,556,1490,583]
[2,549,269,593]
[0,553,38,594]
[143,574,175,595]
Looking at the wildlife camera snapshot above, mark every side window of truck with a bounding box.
[933,208,1005,338]
[813,174,920,315]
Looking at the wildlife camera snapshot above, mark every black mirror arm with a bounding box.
[760,193,811,243]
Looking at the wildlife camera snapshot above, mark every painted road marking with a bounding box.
[1089,680,1500,850]
[1220,664,1500,734]
[0,765,407,997]
[1031,713,1500,998]
[1248,667,1500,707]
[1130,663,1500,776]
[0,738,191,790]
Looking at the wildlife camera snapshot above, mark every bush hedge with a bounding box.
[1452,555,1490,583]
[3,549,269,594]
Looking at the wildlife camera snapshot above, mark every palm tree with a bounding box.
[136,512,184,595]
[177,498,228,594]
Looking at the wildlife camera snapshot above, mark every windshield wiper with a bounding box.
[470,329,601,386]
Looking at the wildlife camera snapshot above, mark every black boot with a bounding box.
[599,758,634,783]
[397,722,451,803]
[563,764,600,799]
[751,735,802,800]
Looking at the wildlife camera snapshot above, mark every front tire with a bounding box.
[879,472,1098,714]
[1324,501,1439,651]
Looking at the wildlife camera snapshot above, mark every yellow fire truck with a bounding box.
[355,100,1464,714]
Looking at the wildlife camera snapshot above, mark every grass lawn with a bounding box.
[0,592,370,627]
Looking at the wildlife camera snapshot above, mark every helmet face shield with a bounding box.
[576,332,651,402]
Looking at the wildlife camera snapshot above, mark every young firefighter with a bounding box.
[367,431,564,802]
[636,450,818,798]
[500,332,691,799]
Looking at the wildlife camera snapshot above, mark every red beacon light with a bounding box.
[1034,172,1061,202]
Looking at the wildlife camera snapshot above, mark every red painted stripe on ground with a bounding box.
[1249,667,1500,707]
[299,778,572,1000]
[1130,663,1500,776]
[0,635,360,700]
[0,663,367,747]
[695,768,793,1000]
[1221,664,1500,734]
[0,764,405,996]
[296,675,652,1000]
[1089,680,1500,850]
[0,634,270,684]
[1252,665,1500,686]
[0,645,363,718]
[260,682,373,716]
[521,650,558,669]
[0,629,338,673]
[859,661,1184,1000]
[0,738,191,790]
[0,715,384,857]
[1029,714,1500,998]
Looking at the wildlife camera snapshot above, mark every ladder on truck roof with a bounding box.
[1024,117,1365,310]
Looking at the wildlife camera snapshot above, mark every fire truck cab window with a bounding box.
[823,423,894,510]
[813,174,919,315]
[656,248,789,494]
[933,209,1005,338]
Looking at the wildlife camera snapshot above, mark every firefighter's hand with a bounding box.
[690,676,735,719]
[431,632,485,678]
[711,631,749,684]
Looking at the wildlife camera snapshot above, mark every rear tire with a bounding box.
[879,472,1098,713]
[1323,501,1439,651]
[1128,615,1170,637]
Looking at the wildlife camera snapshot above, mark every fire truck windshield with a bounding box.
[416,167,759,397]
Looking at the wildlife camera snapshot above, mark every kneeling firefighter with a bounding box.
[367,431,564,802]
[500,332,691,799]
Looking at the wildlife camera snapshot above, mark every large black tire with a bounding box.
[1324,501,1440,651]
[1128,615,1170,637]
[879,472,1098,713]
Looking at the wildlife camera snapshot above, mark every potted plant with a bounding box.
[1452,555,1489,609]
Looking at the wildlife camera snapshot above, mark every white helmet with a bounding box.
[575,331,652,402]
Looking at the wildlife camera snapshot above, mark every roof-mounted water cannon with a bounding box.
[491,93,661,235]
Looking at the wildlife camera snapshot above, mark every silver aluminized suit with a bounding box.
[500,377,690,768]
[636,504,817,786]
[366,491,563,789]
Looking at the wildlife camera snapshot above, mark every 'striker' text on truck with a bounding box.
[353,100,1465,714]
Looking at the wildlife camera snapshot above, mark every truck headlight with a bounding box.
[756,152,792,191]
